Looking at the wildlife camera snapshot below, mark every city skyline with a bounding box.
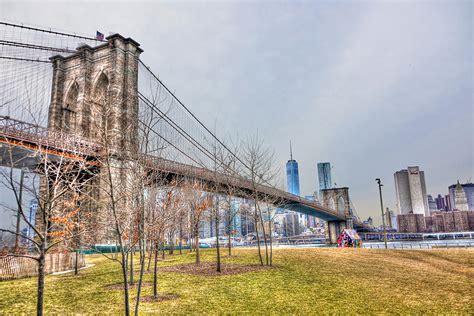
[0,2,472,315]
[0,1,472,224]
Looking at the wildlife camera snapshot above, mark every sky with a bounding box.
[0,0,472,225]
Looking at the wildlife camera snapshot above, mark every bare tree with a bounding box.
[0,140,94,316]
[146,182,180,299]
[217,141,242,257]
[241,135,278,266]
[183,180,212,265]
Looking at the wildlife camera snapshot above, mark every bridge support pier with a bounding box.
[325,219,353,244]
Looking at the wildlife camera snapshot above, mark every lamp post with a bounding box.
[376,178,388,249]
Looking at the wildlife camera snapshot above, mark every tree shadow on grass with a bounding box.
[105,281,153,290]
[160,262,277,276]
[141,294,180,302]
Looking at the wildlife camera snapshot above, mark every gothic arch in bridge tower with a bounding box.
[337,196,345,216]
[62,80,79,133]
[321,187,351,218]
[90,71,110,140]
[328,197,335,210]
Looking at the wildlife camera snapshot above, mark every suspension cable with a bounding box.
[0,21,105,43]
[138,59,253,175]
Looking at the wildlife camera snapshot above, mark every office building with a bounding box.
[394,166,429,216]
[399,211,474,233]
[445,194,452,211]
[448,182,474,211]
[304,194,319,227]
[427,195,438,214]
[317,162,332,191]
[286,143,300,196]
[282,212,301,237]
[435,194,446,211]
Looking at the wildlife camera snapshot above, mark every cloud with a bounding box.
[0,0,472,224]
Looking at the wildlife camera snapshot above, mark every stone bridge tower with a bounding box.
[320,187,353,244]
[47,34,143,243]
[48,34,142,151]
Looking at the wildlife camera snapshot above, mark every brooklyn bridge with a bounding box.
[0,21,368,244]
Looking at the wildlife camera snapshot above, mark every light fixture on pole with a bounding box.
[376,178,388,249]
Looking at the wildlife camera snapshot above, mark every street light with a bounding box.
[375,178,388,249]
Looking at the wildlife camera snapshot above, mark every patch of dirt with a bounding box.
[160,262,276,276]
[106,281,153,290]
[141,294,180,302]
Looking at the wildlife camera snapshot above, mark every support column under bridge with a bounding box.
[321,187,354,244]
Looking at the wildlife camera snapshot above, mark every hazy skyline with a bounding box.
[0,0,472,224]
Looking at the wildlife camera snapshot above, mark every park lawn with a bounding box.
[0,248,472,314]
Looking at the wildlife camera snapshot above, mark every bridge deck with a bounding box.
[0,116,353,222]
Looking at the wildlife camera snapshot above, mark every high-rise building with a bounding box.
[451,181,469,211]
[286,143,300,196]
[304,195,318,227]
[394,166,429,216]
[435,194,446,211]
[445,194,452,211]
[317,162,332,191]
[427,195,438,214]
[448,182,474,211]
[283,212,301,237]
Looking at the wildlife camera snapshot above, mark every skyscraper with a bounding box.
[435,194,446,211]
[427,195,438,214]
[286,142,300,196]
[448,182,474,211]
[317,162,332,191]
[394,166,429,216]
[452,181,469,211]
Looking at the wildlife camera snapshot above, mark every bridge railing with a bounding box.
[0,116,350,221]
[142,154,346,219]
[0,116,100,157]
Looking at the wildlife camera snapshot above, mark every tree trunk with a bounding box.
[74,250,79,275]
[121,251,130,316]
[129,247,134,286]
[161,241,165,260]
[195,228,200,265]
[215,213,221,272]
[258,206,269,266]
[146,245,152,272]
[227,201,232,257]
[254,204,264,266]
[37,252,45,316]
[269,219,273,266]
[134,235,146,315]
[179,225,183,255]
[153,241,159,299]
[134,200,146,315]
[169,241,174,255]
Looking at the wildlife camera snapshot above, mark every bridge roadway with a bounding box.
[0,116,363,224]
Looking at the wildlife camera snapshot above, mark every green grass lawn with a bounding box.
[0,248,472,314]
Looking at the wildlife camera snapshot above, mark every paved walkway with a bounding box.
[51,264,95,275]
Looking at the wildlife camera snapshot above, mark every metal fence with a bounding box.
[0,252,85,281]
[363,242,474,249]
